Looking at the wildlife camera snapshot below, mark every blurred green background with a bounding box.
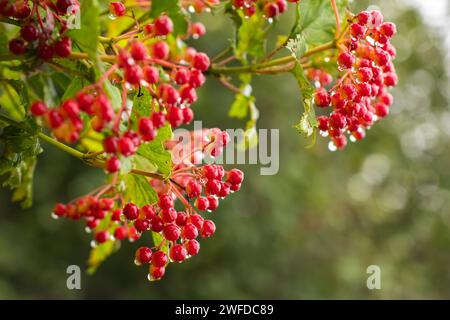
[1,0,450,299]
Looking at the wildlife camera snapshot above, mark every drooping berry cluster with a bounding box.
[5,0,76,59]
[52,130,244,281]
[311,10,398,150]
[231,0,299,19]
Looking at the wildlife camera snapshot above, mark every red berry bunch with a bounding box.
[231,0,298,18]
[5,0,76,59]
[52,130,244,281]
[313,10,398,150]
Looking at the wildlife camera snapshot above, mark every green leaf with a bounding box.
[87,240,119,275]
[0,121,42,208]
[292,62,318,144]
[234,12,267,61]
[286,34,306,59]
[62,77,84,100]
[229,91,254,119]
[150,0,188,36]
[290,0,348,47]
[103,78,121,110]
[136,125,173,177]
[68,0,100,60]
[123,173,158,207]
[131,89,152,126]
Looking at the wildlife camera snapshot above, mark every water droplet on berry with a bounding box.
[267,18,274,24]
[205,8,211,13]
[85,227,92,233]
[51,213,59,220]
[328,141,337,152]
[134,258,142,266]
[349,135,357,142]
[319,131,329,137]
[108,14,117,20]
[90,240,97,248]
[192,34,199,40]
[188,5,195,13]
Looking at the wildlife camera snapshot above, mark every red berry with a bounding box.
[329,112,347,129]
[205,179,221,196]
[130,41,148,61]
[95,230,109,243]
[21,24,39,42]
[217,182,231,198]
[356,11,370,25]
[114,226,128,240]
[30,101,48,116]
[118,137,137,156]
[151,112,166,128]
[276,0,287,13]
[357,67,373,82]
[53,203,67,217]
[185,239,200,256]
[182,223,198,240]
[161,208,177,224]
[190,22,206,38]
[176,212,188,226]
[9,39,26,55]
[170,244,187,262]
[149,265,165,280]
[135,247,153,264]
[134,218,150,232]
[163,224,181,241]
[167,107,184,128]
[124,64,143,85]
[154,15,173,36]
[375,102,389,118]
[143,66,160,84]
[186,180,202,198]
[201,220,216,238]
[337,52,355,69]
[192,53,210,71]
[61,99,79,118]
[173,68,190,85]
[37,43,54,60]
[106,156,120,173]
[195,196,209,211]
[56,0,79,15]
[207,196,219,211]
[138,117,156,141]
[103,136,118,153]
[158,194,173,211]
[150,216,164,232]
[151,250,168,267]
[76,92,95,114]
[123,203,139,220]
[182,107,194,124]
[48,109,63,128]
[55,37,72,57]
[158,84,179,104]
[264,2,279,18]
[109,2,126,17]
[189,69,205,88]
[350,23,365,38]
[384,72,398,87]
[151,41,169,60]
[202,165,218,180]
[227,169,244,185]
[314,88,331,107]
[180,86,197,104]
[140,205,156,219]
[317,116,329,131]
[189,214,204,229]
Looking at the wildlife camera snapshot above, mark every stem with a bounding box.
[68,52,117,63]
[330,0,341,38]
[209,41,335,75]
[37,132,85,159]
[0,17,21,26]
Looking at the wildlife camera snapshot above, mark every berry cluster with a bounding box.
[53,133,244,281]
[5,0,76,59]
[312,10,398,150]
[231,0,299,18]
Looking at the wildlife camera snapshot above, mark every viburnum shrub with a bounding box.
[0,0,397,281]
